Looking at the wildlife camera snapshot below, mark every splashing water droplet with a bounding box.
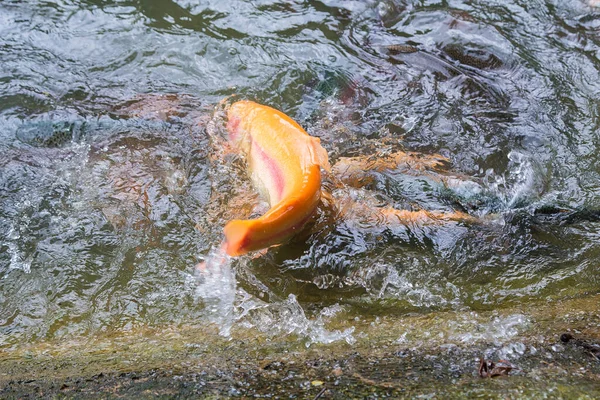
[4,226,32,274]
[195,245,236,336]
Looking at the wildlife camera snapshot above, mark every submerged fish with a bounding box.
[223,101,331,256]
[16,120,81,148]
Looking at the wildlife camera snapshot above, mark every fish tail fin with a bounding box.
[223,219,253,256]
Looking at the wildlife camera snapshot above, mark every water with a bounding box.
[1,0,600,349]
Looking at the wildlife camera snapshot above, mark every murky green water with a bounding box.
[1,0,600,351]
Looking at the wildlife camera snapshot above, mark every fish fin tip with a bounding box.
[310,137,331,172]
[223,219,252,256]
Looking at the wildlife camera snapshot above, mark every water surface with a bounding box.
[1,0,600,348]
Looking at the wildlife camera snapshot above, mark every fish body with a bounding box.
[223,101,330,256]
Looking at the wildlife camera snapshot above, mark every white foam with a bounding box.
[237,294,356,347]
[488,151,546,209]
[451,313,530,344]
[194,245,236,336]
[4,226,32,274]
[194,252,356,345]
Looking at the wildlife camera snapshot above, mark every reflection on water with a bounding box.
[1,0,600,348]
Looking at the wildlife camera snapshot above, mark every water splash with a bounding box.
[194,249,356,345]
[450,313,530,344]
[235,293,356,347]
[194,245,236,336]
[487,151,547,210]
[1,0,600,351]
[4,225,32,274]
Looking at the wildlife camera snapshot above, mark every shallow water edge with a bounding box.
[1,293,598,398]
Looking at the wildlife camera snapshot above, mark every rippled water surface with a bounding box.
[1,0,600,347]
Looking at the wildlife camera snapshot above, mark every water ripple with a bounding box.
[1,0,600,347]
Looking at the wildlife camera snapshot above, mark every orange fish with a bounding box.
[223,101,330,256]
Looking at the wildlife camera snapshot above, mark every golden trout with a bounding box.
[223,101,330,256]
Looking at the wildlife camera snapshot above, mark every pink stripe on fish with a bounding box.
[251,140,285,201]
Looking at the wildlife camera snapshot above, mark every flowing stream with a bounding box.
[1,0,600,353]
